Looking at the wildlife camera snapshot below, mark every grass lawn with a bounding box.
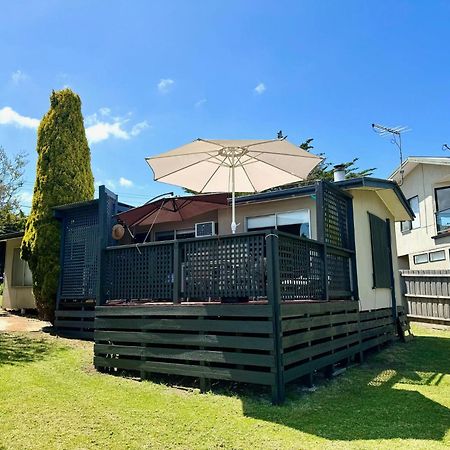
[0,324,448,450]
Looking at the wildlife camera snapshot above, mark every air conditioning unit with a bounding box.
[195,221,216,237]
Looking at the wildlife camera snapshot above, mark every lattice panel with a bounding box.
[323,186,350,249]
[327,252,351,298]
[278,235,325,300]
[182,235,266,299]
[60,205,99,300]
[105,244,174,301]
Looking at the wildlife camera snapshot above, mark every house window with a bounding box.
[175,228,195,240]
[154,228,196,242]
[246,209,310,238]
[154,230,174,242]
[429,250,446,262]
[368,213,391,288]
[413,253,428,265]
[401,196,420,232]
[12,248,33,287]
[435,186,450,233]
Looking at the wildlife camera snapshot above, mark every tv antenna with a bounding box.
[443,143,450,152]
[372,123,410,185]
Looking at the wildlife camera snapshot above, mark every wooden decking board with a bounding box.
[94,344,274,367]
[94,356,274,385]
[95,317,273,334]
[94,330,274,351]
[96,304,272,318]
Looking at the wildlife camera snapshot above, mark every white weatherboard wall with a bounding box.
[2,237,35,310]
[350,189,401,311]
[395,163,450,270]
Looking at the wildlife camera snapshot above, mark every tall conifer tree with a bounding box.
[22,89,94,321]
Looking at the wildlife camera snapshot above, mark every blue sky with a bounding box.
[1,1,450,210]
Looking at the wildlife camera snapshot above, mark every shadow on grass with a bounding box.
[242,335,450,442]
[0,333,61,366]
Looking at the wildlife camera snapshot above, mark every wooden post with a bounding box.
[347,196,359,301]
[96,186,107,306]
[386,218,401,342]
[266,232,285,405]
[173,241,181,304]
[315,182,329,300]
[96,185,118,306]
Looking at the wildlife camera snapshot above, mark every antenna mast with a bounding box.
[443,144,450,152]
[372,123,410,185]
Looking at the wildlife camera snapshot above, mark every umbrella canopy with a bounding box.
[117,192,229,228]
[146,138,322,233]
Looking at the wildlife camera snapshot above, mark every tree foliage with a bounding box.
[21,89,94,321]
[302,138,375,181]
[0,147,27,234]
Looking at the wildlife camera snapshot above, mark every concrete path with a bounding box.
[0,309,51,332]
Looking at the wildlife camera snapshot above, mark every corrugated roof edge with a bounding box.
[0,231,24,241]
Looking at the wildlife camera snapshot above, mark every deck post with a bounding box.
[96,185,118,306]
[96,186,107,306]
[315,182,329,301]
[173,241,181,304]
[266,232,285,404]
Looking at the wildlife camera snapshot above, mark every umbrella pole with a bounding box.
[231,155,237,234]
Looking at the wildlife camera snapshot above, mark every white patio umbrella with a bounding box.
[146,138,322,234]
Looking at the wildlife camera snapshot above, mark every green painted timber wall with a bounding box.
[93,301,407,404]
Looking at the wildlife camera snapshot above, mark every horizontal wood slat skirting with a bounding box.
[55,301,95,340]
[93,302,406,403]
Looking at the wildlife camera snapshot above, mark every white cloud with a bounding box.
[254,82,266,95]
[119,177,133,187]
[0,106,39,129]
[85,121,130,144]
[11,70,28,84]
[157,78,174,94]
[0,106,149,145]
[130,120,149,137]
[84,110,149,144]
[194,98,207,108]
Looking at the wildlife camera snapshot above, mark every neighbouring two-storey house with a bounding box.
[390,156,450,270]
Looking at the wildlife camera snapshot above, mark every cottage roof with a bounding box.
[0,231,24,241]
[236,177,414,221]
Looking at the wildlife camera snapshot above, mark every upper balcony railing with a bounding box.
[102,230,353,304]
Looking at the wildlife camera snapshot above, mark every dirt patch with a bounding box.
[0,310,51,333]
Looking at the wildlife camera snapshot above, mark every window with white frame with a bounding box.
[246,209,310,238]
[401,196,420,232]
[12,248,33,287]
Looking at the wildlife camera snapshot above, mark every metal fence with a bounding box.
[401,270,450,323]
